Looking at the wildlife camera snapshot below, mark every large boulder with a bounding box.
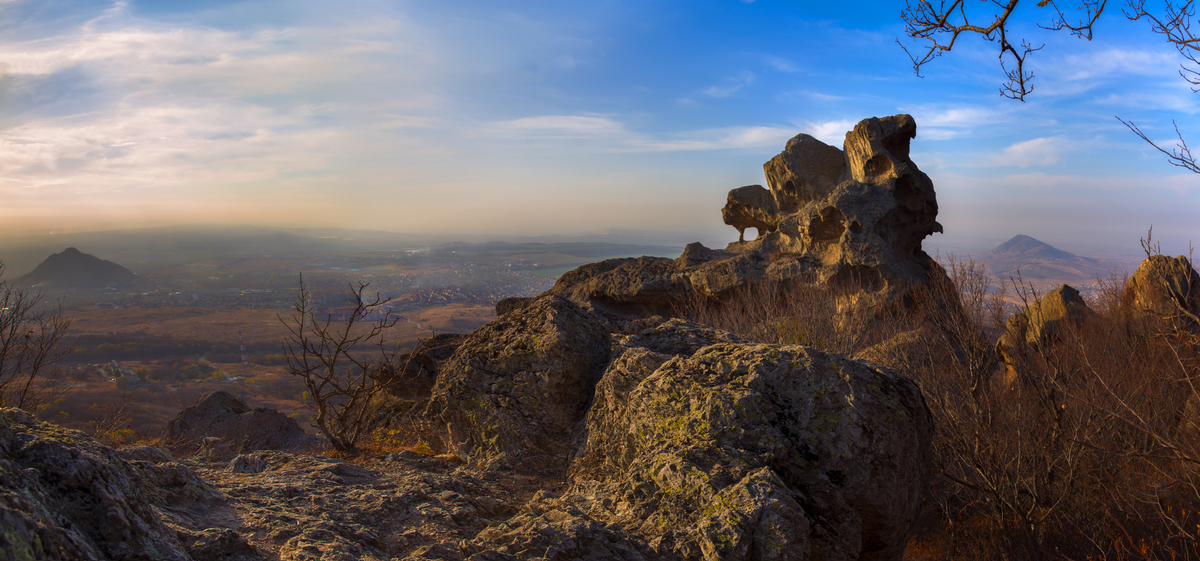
[544,115,947,321]
[995,284,1093,382]
[1125,255,1200,323]
[420,295,611,474]
[166,391,318,453]
[0,408,260,561]
[569,335,934,561]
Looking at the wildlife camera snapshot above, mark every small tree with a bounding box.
[279,275,400,452]
[0,264,74,411]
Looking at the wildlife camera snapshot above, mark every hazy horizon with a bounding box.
[3,0,1198,259]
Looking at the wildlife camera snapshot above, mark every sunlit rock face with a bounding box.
[724,114,943,299]
[540,114,946,321]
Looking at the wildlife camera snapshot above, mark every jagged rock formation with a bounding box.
[0,408,261,561]
[14,247,139,289]
[540,114,945,320]
[1125,255,1200,322]
[166,391,319,453]
[407,305,933,560]
[566,326,933,560]
[995,285,1093,382]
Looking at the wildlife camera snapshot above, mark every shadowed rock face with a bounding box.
[544,115,946,321]
[166,391,318,453]
[994,284,1095,386]
[0,408,261,561]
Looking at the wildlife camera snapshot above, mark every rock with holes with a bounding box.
[723,185,781,243]
[541,115,946,320]
[733,114,944,299]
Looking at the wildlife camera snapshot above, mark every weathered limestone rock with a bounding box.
[739,115,943,294]
[996,284,1093,381]
[420,295,611,474]
[0,408,260,561]
[167,391,318,453]
[723,185,780,242]
[763,133,847,213]
[570,334,934,561]
[544,115,946,320]
[1125,255,1200,321]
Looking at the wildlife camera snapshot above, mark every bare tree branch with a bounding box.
[0,263,75,412]
[279,275,404,452]
[1119,117,1200,173]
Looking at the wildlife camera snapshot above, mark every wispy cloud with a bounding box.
[485,115,625,138]
[703,72,755,98]
[989,136,1068,167]
[634,125,795,152]
[904,105,1001,140]
[802,119,855,145]
[765,56,799,73]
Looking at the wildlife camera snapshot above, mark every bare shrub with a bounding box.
[891,251,1200,559]
[280,276,407,452]
[0,264,74,411]
[673,274,887,356]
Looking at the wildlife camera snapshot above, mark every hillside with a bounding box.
[981,235,1118,281]
[15,247,139,289]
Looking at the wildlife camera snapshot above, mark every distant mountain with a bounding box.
[982,235,1114,282]
[15,248,139,289]
[990,235,1078,260]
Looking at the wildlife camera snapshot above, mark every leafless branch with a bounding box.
[279,275,402,452]
[0,263,75,411]
[1120,117,1200,173]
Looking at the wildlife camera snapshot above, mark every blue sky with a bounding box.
[1,0,1198,256]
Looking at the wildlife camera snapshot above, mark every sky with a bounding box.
[2,0,1199,256]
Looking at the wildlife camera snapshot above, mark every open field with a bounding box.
[66,302,496,343]
[48,301,499,442]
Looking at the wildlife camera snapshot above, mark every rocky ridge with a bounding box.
[0,116,946,561]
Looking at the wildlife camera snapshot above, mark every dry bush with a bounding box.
[0,264,74,411]
[673,274,890,357]
[892,254,1200,560]
[674,254,1200,559]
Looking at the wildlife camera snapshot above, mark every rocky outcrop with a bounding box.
[0,408,261,561]
[995,284,1093,381]
[1125,255,1200,322]
[375,333,469,398]
[420,295,611,474]
[568,331,933,560]
[543,115,946,320]
[167,391,318,453]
